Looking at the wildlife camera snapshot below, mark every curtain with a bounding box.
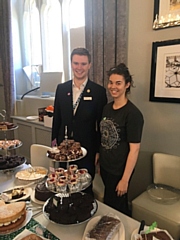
[0,0,15,122]
[85,0,128,100]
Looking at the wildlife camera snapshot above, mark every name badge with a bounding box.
[84,97,92,100]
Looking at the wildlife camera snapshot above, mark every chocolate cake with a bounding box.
[44,192,96,224]
[141,231,171,240]
[88,215,120,240]
[0,155,25,170]
[35,181,54,202]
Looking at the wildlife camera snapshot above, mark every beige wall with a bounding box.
[128,0,180,156]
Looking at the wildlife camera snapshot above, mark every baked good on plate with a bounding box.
[140,231,171,240]
[20,233,43,240]
[47,139,83,161]
[44,192,95,224]
[87,215,120,240]
[0,201,26,232]
[35,181,54,201]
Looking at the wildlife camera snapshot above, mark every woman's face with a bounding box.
[108,74,130,99]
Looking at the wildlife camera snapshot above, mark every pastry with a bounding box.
[20,233,43,240]
[47,139,83,161]
[88,215,120,240]
[0,201,26,232]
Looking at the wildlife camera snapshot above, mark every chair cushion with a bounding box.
[132,191,180,240]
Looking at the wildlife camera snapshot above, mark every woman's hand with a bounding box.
[116,179,128,196]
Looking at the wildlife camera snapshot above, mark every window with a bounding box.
[69,0,85,29]
[11,0,85,98]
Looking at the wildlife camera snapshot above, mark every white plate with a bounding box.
[0,210,32,235]
[1,187,32,203]
[26,116,39,121]
[82,215,125,240]
[31,189,45,205]
[131,227,173,240]
[15,166,48,181]
[13,228,49,240]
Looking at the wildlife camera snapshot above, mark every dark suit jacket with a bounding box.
[52,79,107,177]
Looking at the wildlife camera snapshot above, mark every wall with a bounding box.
[128,0,180,157]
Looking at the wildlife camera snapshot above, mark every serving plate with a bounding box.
[1,187,32,203]
[131,227,173,240]
[46,172,92,194]
[0,209,32,235]
[15,166,48,181]
[0,140,22,151]
[26,116,39,121]
[0,157,26,172]
[0,124,18,131]
[43,192,98,225]
[14,229,49,240]
[147,183,180,204]
[82,215,125,240]
[49,147,87,162]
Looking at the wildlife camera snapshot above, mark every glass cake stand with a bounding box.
[147,183,180,204]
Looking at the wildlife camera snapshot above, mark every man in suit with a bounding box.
[52,48,107,193]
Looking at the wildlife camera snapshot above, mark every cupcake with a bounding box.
[56,179,67,193]
[68,179,80,193]
[47,178,56,191]
[68,164,78,174]
[77,168,88,182]
[55,168,64,177]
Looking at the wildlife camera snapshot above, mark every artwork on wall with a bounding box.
[149,39,180,103]
[153,0,180,30]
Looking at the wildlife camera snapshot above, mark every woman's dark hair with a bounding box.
[107,63,134,94]
[71,47,91,63]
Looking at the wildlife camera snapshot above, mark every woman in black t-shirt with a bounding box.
[98,63,144,216]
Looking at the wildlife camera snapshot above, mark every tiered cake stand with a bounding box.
[0,110,25,173]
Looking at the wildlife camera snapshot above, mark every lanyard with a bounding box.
[73,90,84,111]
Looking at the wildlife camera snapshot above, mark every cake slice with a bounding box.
[0,201,26,232]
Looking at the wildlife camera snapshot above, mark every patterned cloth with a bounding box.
[0,218,59,240]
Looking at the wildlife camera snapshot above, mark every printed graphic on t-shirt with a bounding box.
[100,117,121,150]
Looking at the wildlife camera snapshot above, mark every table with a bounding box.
[0,165,140,239]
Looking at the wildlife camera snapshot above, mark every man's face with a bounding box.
[71,54,91,81]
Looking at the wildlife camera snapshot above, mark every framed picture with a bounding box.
[149,39,180,103]
[153,0,180,30]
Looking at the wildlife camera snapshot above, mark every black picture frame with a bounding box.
[149,39,180,103]
[153,0,180,30]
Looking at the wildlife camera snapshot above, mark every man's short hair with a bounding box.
[71,48,91,63]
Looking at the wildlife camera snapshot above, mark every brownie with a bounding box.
[44,192,95,224]
[89,216,120,240]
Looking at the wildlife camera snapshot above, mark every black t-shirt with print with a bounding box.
[99,100,144,176]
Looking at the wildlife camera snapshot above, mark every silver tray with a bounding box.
[0,141,23,151]
[45,172,92,194]
[48,147,87,162]
[43,192,98,225]
[0,125,18,132]
[147,183,180,204]
[0,209,32,235]
[0,158,26,173]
